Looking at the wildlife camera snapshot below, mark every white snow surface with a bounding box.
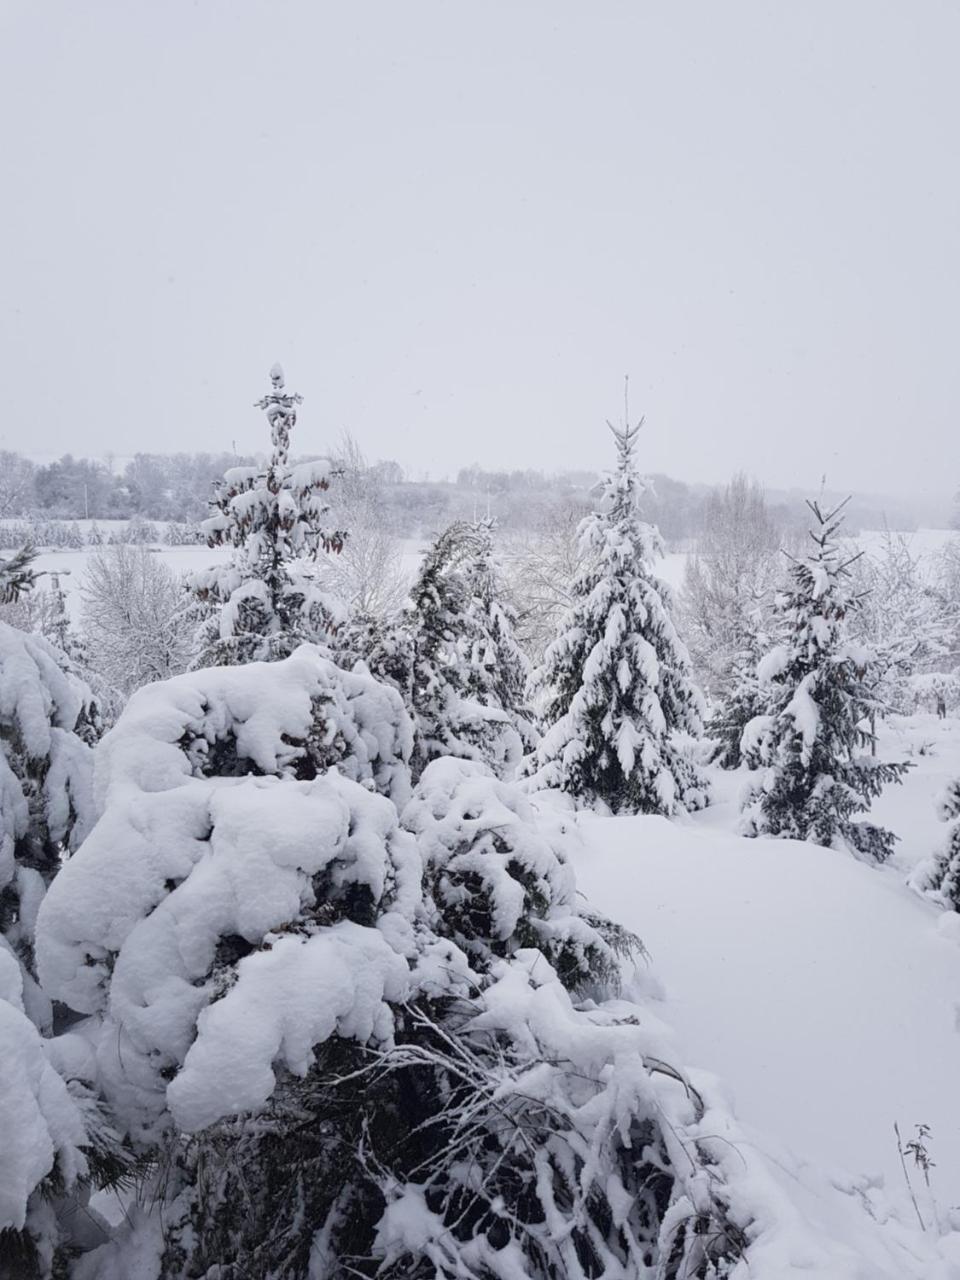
[573,724,960,1276]
[0,951,88,1232]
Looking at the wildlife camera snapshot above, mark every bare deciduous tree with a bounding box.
[81,545,193,696]
[680,473,785,698]
[320,433,409,619]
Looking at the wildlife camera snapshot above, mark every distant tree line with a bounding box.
[0,445,949,544]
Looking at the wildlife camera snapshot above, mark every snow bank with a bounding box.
[576,810,960,1276]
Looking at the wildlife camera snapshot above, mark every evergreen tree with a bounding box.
[0,544,37,603]
[407,522,524,777]
[37,668,751,1280]
[0,620,112,1276]
[459,518,536,749]
[0,621,95,1027]
[342,522,525,779]
[190,364,346,666]
[524,419,708,815]
[711,615,769,769]
[914,779,960,911]
[740,498,909,860]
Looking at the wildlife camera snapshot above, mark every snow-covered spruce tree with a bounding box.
[740,498,909,861]
[36,656,767,1278]
[459,518,537,750]
[710,616,769,769]
[524,420,708,815]
[349,521,524,779]
[403,756,622,989]
[912,779,960,911]
[190,364,346,666]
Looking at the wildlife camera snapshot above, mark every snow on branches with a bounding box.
[34,644,765,1278]
[740,498,909,860]
[403,757,617,989]
[0,622,95,1029]
[348,520,528,780]
[0,949,91,1256]
[913,778,960,911]
[36,649,419,1141]
[524,419,708,815]
[0,543,38,604]
[191,365,347,666]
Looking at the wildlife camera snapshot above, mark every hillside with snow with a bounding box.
[572,714,960,1277]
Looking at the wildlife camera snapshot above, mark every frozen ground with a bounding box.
[574,711,960,1276]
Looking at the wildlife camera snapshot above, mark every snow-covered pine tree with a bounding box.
[351,521,524,779]
[740,497,909,860]
[459,518,537,749]
[403,756,622,990]
[410,522,526,776]
[524,418,708,815]
[190,364,346,666]
[711,614,769,769]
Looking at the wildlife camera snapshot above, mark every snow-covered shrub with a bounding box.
[125,518,158,545]
[77,642,412,805]
[38,767,417,1142]
[909,670,960,716]
[190,364,346,666]
[0,622,94,1026]
[524,421,708,815]
[33,642,421,1270]
[403,757,619,990]
[0,949,110,1277]
[163,521,204,546]
[0,625,109,1274]
[0,522,30,551]
[913,779,960,911]
[740,499,909,860]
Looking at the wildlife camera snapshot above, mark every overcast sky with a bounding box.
[1,2,957,495]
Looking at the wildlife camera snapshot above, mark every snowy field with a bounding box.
[575,712,960,1276]
[26,524,956,624]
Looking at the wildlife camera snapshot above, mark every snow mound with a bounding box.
[575,811,960,1277]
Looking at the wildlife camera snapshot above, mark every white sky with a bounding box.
[1,2,957,494]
